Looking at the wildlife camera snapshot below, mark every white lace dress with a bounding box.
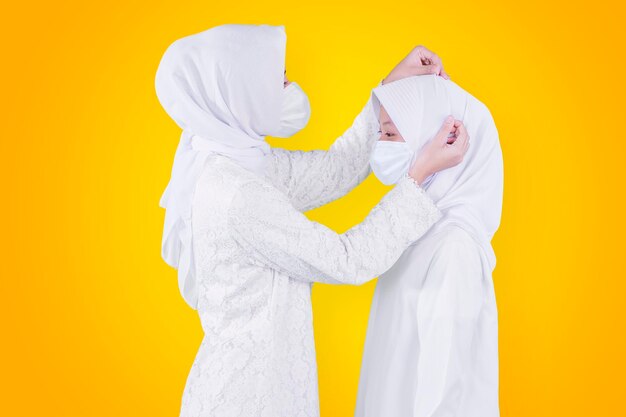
[179,97,442,417]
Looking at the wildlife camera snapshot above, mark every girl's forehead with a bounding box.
[379,106,397,127]
[379,106,390,121]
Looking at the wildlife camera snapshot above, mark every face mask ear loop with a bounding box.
[420,94,466,190]
[408,149,418,171]
[461,88,469,121]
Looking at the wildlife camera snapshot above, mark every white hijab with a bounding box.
[372,75,503,270]
[155,24,287,309]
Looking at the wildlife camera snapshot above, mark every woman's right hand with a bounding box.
[409,116,469,185]
[383,45,450,84]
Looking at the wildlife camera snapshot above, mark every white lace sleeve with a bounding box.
[264,92,381,212]
[227,175,442,285]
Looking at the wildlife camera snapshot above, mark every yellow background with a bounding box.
[2,1,625,416]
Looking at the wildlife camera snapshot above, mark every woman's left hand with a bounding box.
[383,46,450,85]
[408,116,469,184]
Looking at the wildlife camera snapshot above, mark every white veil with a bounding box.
[155,24,287,309]
[372,75,503,270]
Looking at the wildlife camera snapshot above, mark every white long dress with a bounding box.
[354,225,499,417]
[179,98,442,417]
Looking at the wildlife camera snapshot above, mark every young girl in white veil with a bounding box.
[356,74,503,417]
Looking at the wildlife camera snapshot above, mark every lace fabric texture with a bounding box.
[179,97,442,417]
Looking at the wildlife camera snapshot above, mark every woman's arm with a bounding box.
[264,45,449,212]
[228,174,442,285]
[233,116,469,285]
[264,90,380,212]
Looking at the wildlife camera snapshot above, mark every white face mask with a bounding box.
[370,140,415,185]
[370,140,437,187]
[274,82,311,138]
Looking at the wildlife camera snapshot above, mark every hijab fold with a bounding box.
[156,24,287,309]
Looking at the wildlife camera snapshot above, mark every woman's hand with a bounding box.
[383,46,449,85]
[409,116,469,185]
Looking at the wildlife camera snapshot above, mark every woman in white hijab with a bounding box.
[155,24,468,417]
[355,74,503,417]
